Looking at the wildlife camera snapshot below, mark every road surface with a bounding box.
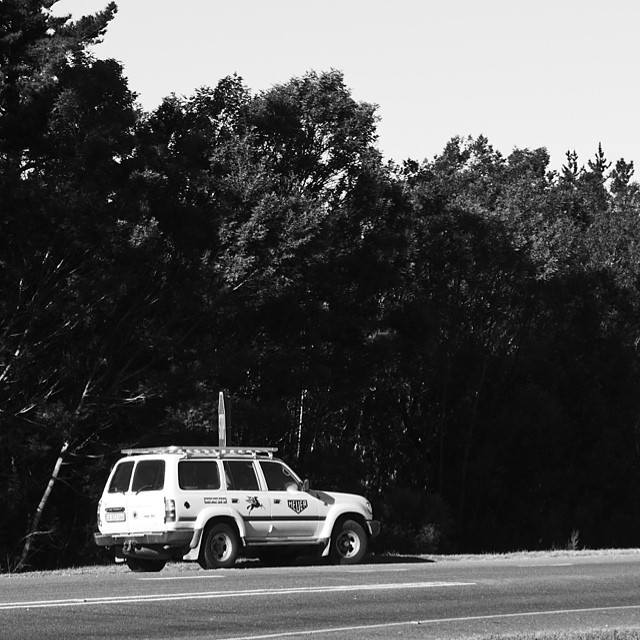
[2,552,640,639]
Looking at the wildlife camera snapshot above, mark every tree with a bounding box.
[0,1,118,178]
[5,13,640,563]
[0,0,157,570]
[246,70,378,202]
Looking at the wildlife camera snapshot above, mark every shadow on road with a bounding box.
[238,553,434,569]
[363,554,435,564]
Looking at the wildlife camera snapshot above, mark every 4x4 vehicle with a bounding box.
[94,446,380,572]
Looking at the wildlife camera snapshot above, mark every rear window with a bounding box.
[131,460,165,493]
[178,461,220,490]
[108,460,134,493]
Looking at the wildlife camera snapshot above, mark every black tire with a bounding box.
[125,557,167,572]
[330,519,367,565]
[201,522,239,569]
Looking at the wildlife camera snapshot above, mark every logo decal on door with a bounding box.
[287,499,308,514]
[246,496,263,514]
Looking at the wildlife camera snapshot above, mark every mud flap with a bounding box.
[320,538,331,557]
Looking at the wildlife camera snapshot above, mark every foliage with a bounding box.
[3,2,640,570]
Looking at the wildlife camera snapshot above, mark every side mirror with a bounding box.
[301,478,310,492]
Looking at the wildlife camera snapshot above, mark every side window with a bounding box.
[178,461,220,490]
[259,461,298,492]
[131,460,165,493]
[224,461,259,491]
[108,460,134,493]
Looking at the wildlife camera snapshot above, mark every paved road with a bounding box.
[2,553,640,639]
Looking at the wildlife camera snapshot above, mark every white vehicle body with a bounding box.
[94,446,380,571]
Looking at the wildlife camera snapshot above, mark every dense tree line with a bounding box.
[3,2,640,570]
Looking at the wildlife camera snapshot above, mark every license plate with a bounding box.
[106,512,126,522]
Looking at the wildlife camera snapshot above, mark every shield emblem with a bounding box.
[287,499,308,514]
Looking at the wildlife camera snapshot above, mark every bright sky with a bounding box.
[52,0,640,173]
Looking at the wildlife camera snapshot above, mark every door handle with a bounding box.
[274,499,281,504]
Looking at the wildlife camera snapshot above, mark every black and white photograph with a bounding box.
[2,1,640,638]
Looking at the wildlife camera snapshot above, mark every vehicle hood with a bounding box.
[309,490,370,510]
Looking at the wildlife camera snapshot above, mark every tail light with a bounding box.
[164,498,176,523]
[97,499,102,528]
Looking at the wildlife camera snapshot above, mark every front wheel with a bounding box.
[330,519,367,564]
[125,557,166,572]
[201,523,239,569]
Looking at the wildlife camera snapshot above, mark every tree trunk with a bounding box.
[296,389,307,460]
[14,440,69,572]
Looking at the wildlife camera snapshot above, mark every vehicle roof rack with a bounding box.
[121,446,278,459]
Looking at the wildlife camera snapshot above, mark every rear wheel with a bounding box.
[330,519,367,564]
[125,557,167,572]
[201,523,239,569]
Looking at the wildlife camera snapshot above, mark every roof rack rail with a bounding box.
[121,446,278,459]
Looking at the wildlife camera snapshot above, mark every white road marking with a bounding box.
[140,575,226,581]
[345,567,417,573]
[216,603,640,640]
[516,562,574,567]
[0,581,474,611]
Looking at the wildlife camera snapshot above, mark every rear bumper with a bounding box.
[94,530,196,549]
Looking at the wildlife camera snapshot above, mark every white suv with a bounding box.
[94,446,380,572]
